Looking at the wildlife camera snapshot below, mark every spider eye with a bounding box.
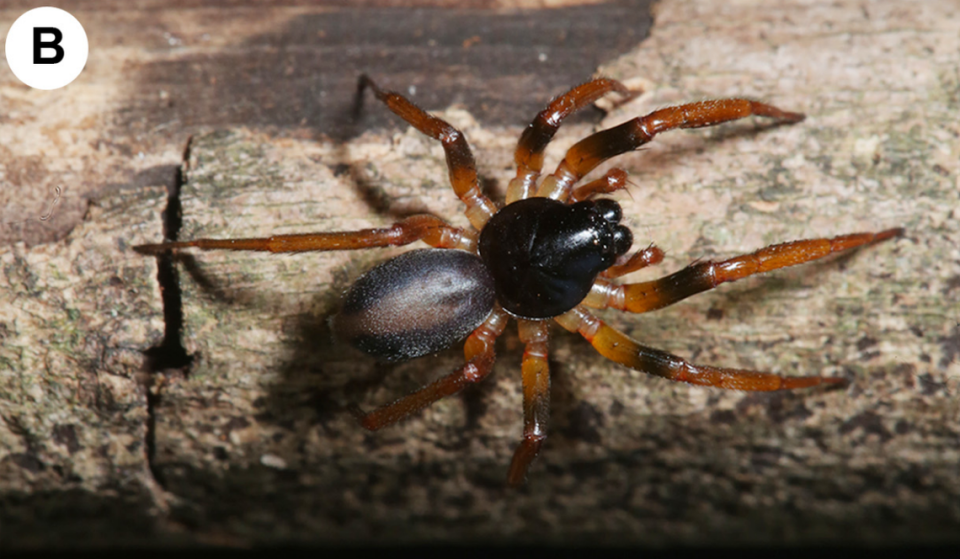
[613,225,633,256]
[593,199,622,224]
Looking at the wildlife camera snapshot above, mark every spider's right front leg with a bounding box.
[583,228,903,314]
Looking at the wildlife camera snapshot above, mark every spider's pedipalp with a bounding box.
[599,244,665,280]
[569,168,630,202]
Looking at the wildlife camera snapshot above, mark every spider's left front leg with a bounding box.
[506,319,552,487]
[537,98,805,200]
[555,306,846,390]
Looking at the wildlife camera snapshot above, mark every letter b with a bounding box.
[6,8,88,89]
[34,27,65,64]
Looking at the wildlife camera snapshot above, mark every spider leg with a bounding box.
[352,307,509,430]
[133,214,476,255]
[507,319,551,487]
[358,75,497,230]
[507,78,631,204]
[536,99,805,200]
[569,168,630,202]
[555,306,845,390]
[584,228,903,313]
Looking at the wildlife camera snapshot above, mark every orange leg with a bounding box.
[586,228,903,313]
[507,78,631,203]
[359,75,497,230]
[352,307,509,431]
[569,168,630,203]
[598,244,665,280]
[506,319,551,487]
[536,98,805,200]
[555,306,845,391]
[133,214,476,255]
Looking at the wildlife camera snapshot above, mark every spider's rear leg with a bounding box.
[506,319,551,487]
[133,215,476,255]
[555,306,846,390]
[357,75,497,230]
[507,78,632,203]
[537,98,805,201]
[351,307,509,431]
[584,228,903,313]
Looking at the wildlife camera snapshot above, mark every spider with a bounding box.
[136,76,902,486]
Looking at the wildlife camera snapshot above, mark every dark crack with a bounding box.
[141,136,196,491]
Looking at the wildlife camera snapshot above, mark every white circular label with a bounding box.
[5,7,89,90]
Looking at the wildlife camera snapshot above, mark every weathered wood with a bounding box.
[0,0,652,245]
[2,0,959,547]
[0,186,167,546]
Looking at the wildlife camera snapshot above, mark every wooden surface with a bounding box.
[0,0,651,246]
[2,0,959,548]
